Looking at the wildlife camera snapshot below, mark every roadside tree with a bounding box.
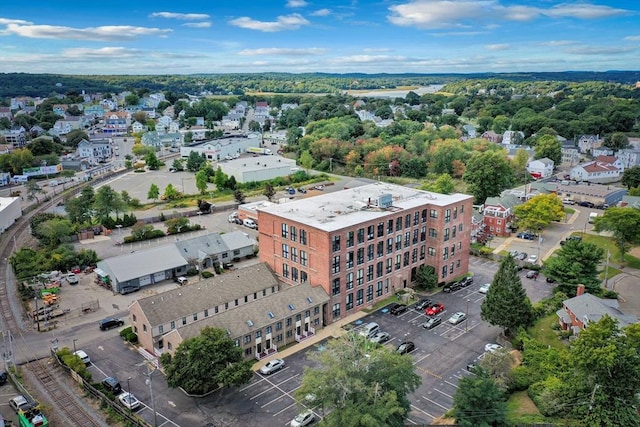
[542,240,604,292]
[513,194,564,232]
[298,150,314,171]
[263,183,276,202]
[93,185,125,221]
[233,189,246,204]
[452,369,508,427]
[25,180,45,203]
[481,255,534,335]
[147,183,160,202]
[621,165,640,190]
[295,333,421,427]
[602,132,629,150]
[463,151,513,204]
[160,327,253,395]
[171,159,184,171]
[415,265,438,291]
[533,134,561,165]
[195,169,208,195]
[145,150,160,170]
[420,173,455,195]
[186,152,206,172]
[35,217,74,247]
[163,183,180,200]
[593,206,640,261]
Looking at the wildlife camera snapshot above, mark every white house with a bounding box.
[570,155,623,183]
[577,135,600,154]
[616,149,640,169]
[502,130,524,145]
[561,146,580,166]
[77,139,112,163]
[527,158,554,179]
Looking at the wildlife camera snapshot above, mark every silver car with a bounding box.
[448,312,467,325]
[259,358,285,375]
[369,331,390,344]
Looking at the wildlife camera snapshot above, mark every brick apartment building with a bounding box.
[258,183,473,324]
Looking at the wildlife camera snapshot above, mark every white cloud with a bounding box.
[183,22,211,28]
[0,18,32,25]
[310,9,331,17]
[63,47,140,58]
[229,14,309,32]
[149,12,210,20]
[238,47,327,56]
[286,0,308,7]
[485,44,510,51]
[537,40,576,46]
[565,46,635,55]
[3,23,171,41]
[332,54,408,64]
[388,1,633,29]
[624,35,640,41]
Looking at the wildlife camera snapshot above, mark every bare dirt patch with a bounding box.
[628,246,640,258]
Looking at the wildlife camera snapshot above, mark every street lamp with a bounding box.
[126,377,132,414]
[145,366,159,427]
[465,300,470,333]
[72,339,78,355]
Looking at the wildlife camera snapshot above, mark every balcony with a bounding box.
[255,345,278,360]
[295,327,316,343]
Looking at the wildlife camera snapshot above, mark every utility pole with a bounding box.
[603,249,611,289]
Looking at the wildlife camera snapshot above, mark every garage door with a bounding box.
[139,275,152,286]
[153,271,167,283]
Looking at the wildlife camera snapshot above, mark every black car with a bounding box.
[396,341,415,355]
[546,277,556,283]
[0,370,7,385]
[414,298,432,311]
[389,303,408,315]
[443,281,462,293]
[99,317,124,331]
[460,276,474,287]
[578,201,595,208]
[517,232,535,240]
[101,377,122,394]
[421,317,442,330]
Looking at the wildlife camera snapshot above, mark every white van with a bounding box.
[358,322,380,338]
[74,350,91,365]
[243,219,257,229]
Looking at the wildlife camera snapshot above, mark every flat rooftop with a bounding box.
[259,182,472,231]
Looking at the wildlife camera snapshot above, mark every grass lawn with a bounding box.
[581,233,640,269]
[528,313,567,351]
[506,391,545,424]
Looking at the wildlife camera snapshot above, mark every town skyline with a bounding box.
[1,0,639,75]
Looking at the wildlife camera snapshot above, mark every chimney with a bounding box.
[576,284,585,296]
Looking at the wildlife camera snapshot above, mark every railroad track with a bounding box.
[25,359,105,427]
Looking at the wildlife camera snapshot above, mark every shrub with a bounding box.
[186,268,198,276]
[126,332,138,343]
[120,326,132,339]
[201,271,214,279]
[509,366,533,391]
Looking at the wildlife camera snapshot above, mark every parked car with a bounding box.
[459,276,473,287]
[71,266,82,274]
[448,312,467,325]
[74,350,91,365]
[426,302,445,316]
[176,276,188,286]
[517,252,528,261]
[546,277,556,283]
[291,410,315,427]
[526,270,539,279]
[9,395,36,413]
[509,250,519,257]
[118,392,141,410]
[526,254,538,264]
[414,298,432,311]
[259,358,285,375]
[99,317,124,331]
[485,343,503,353]
[312,185,325,190]
[286,187,296,195]
[421,316,442,329]
[369,331,391,344]
[578,201,595,208]
[396,341,415,355]
[560,235,582,246]
[478,283,491,294]
[101,377,122,394]
[517,232,535,240]
[443,281,462,293]
[389,303,408,315]
[297,187,307,194]
[562,198,575,205]
[0,370,7,385]
[66,273,79,285]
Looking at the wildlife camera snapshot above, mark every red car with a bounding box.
[426,302,445,316]
[71,266,81,274]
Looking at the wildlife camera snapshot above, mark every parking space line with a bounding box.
[434,388,454,399]
[415,366,442,380]
[273,401,298,416]
[444,380,459,388]
[410,403,436,420]
[413,353,431,365]
[421,395,449,411]
[249,374,299,400]
[405,417,418,424]
[239,378,265,392]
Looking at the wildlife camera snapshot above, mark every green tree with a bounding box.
[93,185,125,221]
[145,151,160,170]
[25,180,45,203]
[213,167,229,190]
[35,218,74,247]
[132,143,151,158]
[160,327,253,395]
[593,207,640,261]
[421,173,455,194]
[513,194,564,232]
[511,148,530,181]
[131,222,155,240]
[602,132,629,150]
[186,151,206,172]
[463,151,513,204]
[165,217,190,234]
[542,240,604,291]
[163,183,179,200]
[65,129,89,147]
[492,115,510,134]
[233,189,245,204]
[295,333,421,427]
[195,169,208,195]
[147,183,160,202]
[124,93,140,106]
[621,166,640,189]
[415,265,438,291]
[65,197,92,224]
[534,134,561,165]
[569,317,640,426]
[481,255,534,335]
[171,159,184,171]
[298,150,314,172]
[263,183,276,202]
[452,369,508,427]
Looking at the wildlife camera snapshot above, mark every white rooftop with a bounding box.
[259,182,472,231]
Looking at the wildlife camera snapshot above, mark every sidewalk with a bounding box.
[251,310,371,371]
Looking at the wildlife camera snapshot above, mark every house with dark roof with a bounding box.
[557,285,637,334]
[482,194,521,237]
[128,263,330,360]
[620,195,640,208]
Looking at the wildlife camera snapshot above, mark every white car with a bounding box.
[484,343,503,353]
[447,312,466,325]
[527,254,538,264]
[478,283,491,294]
[291,410,315,427]
[118,392,141,410]
[259,358,285,375]
[66,273,79,285]
[74,350,91,365]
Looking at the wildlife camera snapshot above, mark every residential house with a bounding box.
[29,125,45,138]
[142,107,157,119]
[561,145,580,166]
[84,104,105,118]
[462,124,476,139]
[504,145,534,161]
[481,130,500,143]
[52,104,68,116]
[470,209,486,243]
[501,130,524,145]
[619,195,640,208]
[156,115,174,133]
[131,121,146,134]
[616,148,640,169]
[2,126,27,148]
[128,262,329,360]
[77,139,112,163]
[527,158,554,180]
[592,147,614,158]
[570,155,624,183]
[557,285,637,334]
[577,135,600,154]
[482,194,520,237]
[0,107,13,120]
[257,182,474,324]
[103,112,130,135]
[141,131,183,149]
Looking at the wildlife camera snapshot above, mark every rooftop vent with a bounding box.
[288,304,295,311]
[307,297,313,303]
[268,311,275,318]
[247,320,254,327]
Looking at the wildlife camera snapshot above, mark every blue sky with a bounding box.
[1,1,638,75]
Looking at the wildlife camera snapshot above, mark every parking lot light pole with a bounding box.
[127,377,132,415]
[465,300,470,332]
[72,339,77,355]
